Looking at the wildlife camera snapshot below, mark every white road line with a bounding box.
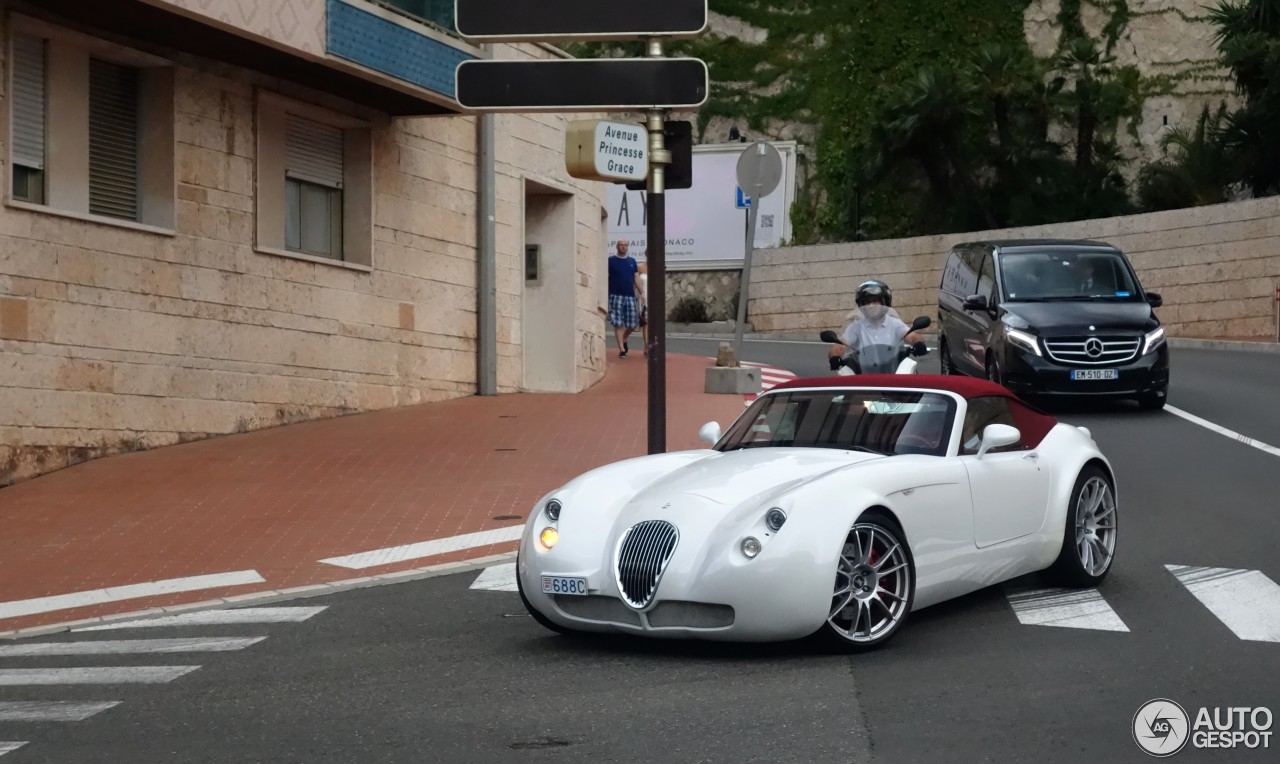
[75,606,328,631]
[470,563,518,592]
[1167,565,1280,643]
[0,743,26,757]
[0,570,266,620]
[0,701,121,722]
[1165,405,1280,459]
[0,637,265,656]
[0,666,200,685]
[1004,585,1130,632]
[319,525,523,570]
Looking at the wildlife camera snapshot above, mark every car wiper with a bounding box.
[849,446,888,455]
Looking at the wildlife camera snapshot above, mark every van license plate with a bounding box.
[1071,369,1118,381]
[542,576,588,595]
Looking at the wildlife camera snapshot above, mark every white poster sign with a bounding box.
[604,141,797,269]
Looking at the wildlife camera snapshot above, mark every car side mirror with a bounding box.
[910,315,931,332]
[963,294,989,312]
[699,421,722,445]
[976,423,1021,459]
[819,330,841,344]
[1145,292,1162,308]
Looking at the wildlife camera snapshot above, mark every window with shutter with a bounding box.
[284,113,344,258]
[11,34,47,203]
[88,57,140,221]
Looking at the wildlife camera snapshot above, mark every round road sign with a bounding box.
[735,141,783,199]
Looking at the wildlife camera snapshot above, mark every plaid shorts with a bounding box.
[609,294,639,328]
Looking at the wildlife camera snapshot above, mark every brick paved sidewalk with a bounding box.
[0,353,795,636]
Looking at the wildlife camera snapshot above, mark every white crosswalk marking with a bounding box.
[0,702,121,722]
[75,606,328,631]
[1004,585,1130,632]
[0,637,265,656]
[470,563,518,592]
[0,666,200,685]
[319,526,523,569]
[1167,564,1280,643]
[0,743,26,757]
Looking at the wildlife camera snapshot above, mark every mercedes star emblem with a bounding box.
[1084,338,1104,357]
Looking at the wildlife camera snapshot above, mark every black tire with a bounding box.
[1137,391,1166,410]
[1047,465,1118,588]
[515,554,574,635]
[939,336,960,375]
[817,511,916,652]
[986,354,1002,386]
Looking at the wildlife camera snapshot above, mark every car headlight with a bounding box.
[765,508,787,532]
[1005,327,1042,356]
[544,499,561,521]
[1143,326,1165,355]
[741,537,761,559]
[539,527,559,550]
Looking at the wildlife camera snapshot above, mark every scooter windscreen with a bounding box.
[855,344,902,375]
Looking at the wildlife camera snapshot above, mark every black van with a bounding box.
[936,239,1169,409]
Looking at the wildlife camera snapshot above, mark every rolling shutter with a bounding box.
[285,114,343,188]
[11,35,46,170]
[88,57,139,220]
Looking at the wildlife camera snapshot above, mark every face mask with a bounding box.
[861,304,887,321]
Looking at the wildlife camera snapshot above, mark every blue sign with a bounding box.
[735,186,752,209]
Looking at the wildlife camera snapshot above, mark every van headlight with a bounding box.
[1142,326,1165,355]
[1006,328,1042,356]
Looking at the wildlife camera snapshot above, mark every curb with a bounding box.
[672,333,1280,354]
[1167,337,1280,354]
[0,551,519,641]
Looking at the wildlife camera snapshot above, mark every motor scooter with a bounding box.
[820,316,931,376]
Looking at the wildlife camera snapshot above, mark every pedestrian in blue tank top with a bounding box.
[607,239,644,357]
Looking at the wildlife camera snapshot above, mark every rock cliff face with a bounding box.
[1024,0,1240,171]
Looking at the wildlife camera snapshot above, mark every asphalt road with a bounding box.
[2,341,1278,763]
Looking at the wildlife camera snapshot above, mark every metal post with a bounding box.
[476,44,497,395]
[645,37,671,455]
[731,196,759,357]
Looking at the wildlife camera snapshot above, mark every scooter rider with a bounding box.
[828,280,927,371]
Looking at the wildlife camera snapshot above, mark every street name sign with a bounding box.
[455,0,708,42]
[565,120,648,183]
[454,58,709,111]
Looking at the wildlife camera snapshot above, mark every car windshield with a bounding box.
[716,389,956,457]
[999,250,1144,302]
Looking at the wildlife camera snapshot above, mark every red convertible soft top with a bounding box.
[769,374,1058,448]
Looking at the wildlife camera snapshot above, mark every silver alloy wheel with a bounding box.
[828,523,911,643]
[1074,476,1117,576]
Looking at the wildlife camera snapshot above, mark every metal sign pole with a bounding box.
[732,197,759,357]
[645,38,672,455]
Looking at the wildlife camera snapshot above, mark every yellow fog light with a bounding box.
[539,527,559,549]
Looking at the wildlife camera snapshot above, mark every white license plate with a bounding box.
[1070,368,1118,381]
[542,575,588,595]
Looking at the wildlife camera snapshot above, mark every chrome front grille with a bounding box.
[615,520,679,609]
[1043,335,1140,365]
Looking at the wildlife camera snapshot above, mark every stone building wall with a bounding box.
[0,16,606,486]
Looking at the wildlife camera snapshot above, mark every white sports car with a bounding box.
[516,374,1118,651]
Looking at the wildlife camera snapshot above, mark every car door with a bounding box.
[957,396,1052,547]
[959,248,1000,375]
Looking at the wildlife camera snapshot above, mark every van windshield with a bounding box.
[999,250,1144,302]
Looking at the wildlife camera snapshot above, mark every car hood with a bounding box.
[631,447,883,509]
[1001,300,1156,334]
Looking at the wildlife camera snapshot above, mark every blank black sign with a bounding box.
[456,0,707,39]
[455,59,708,110]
